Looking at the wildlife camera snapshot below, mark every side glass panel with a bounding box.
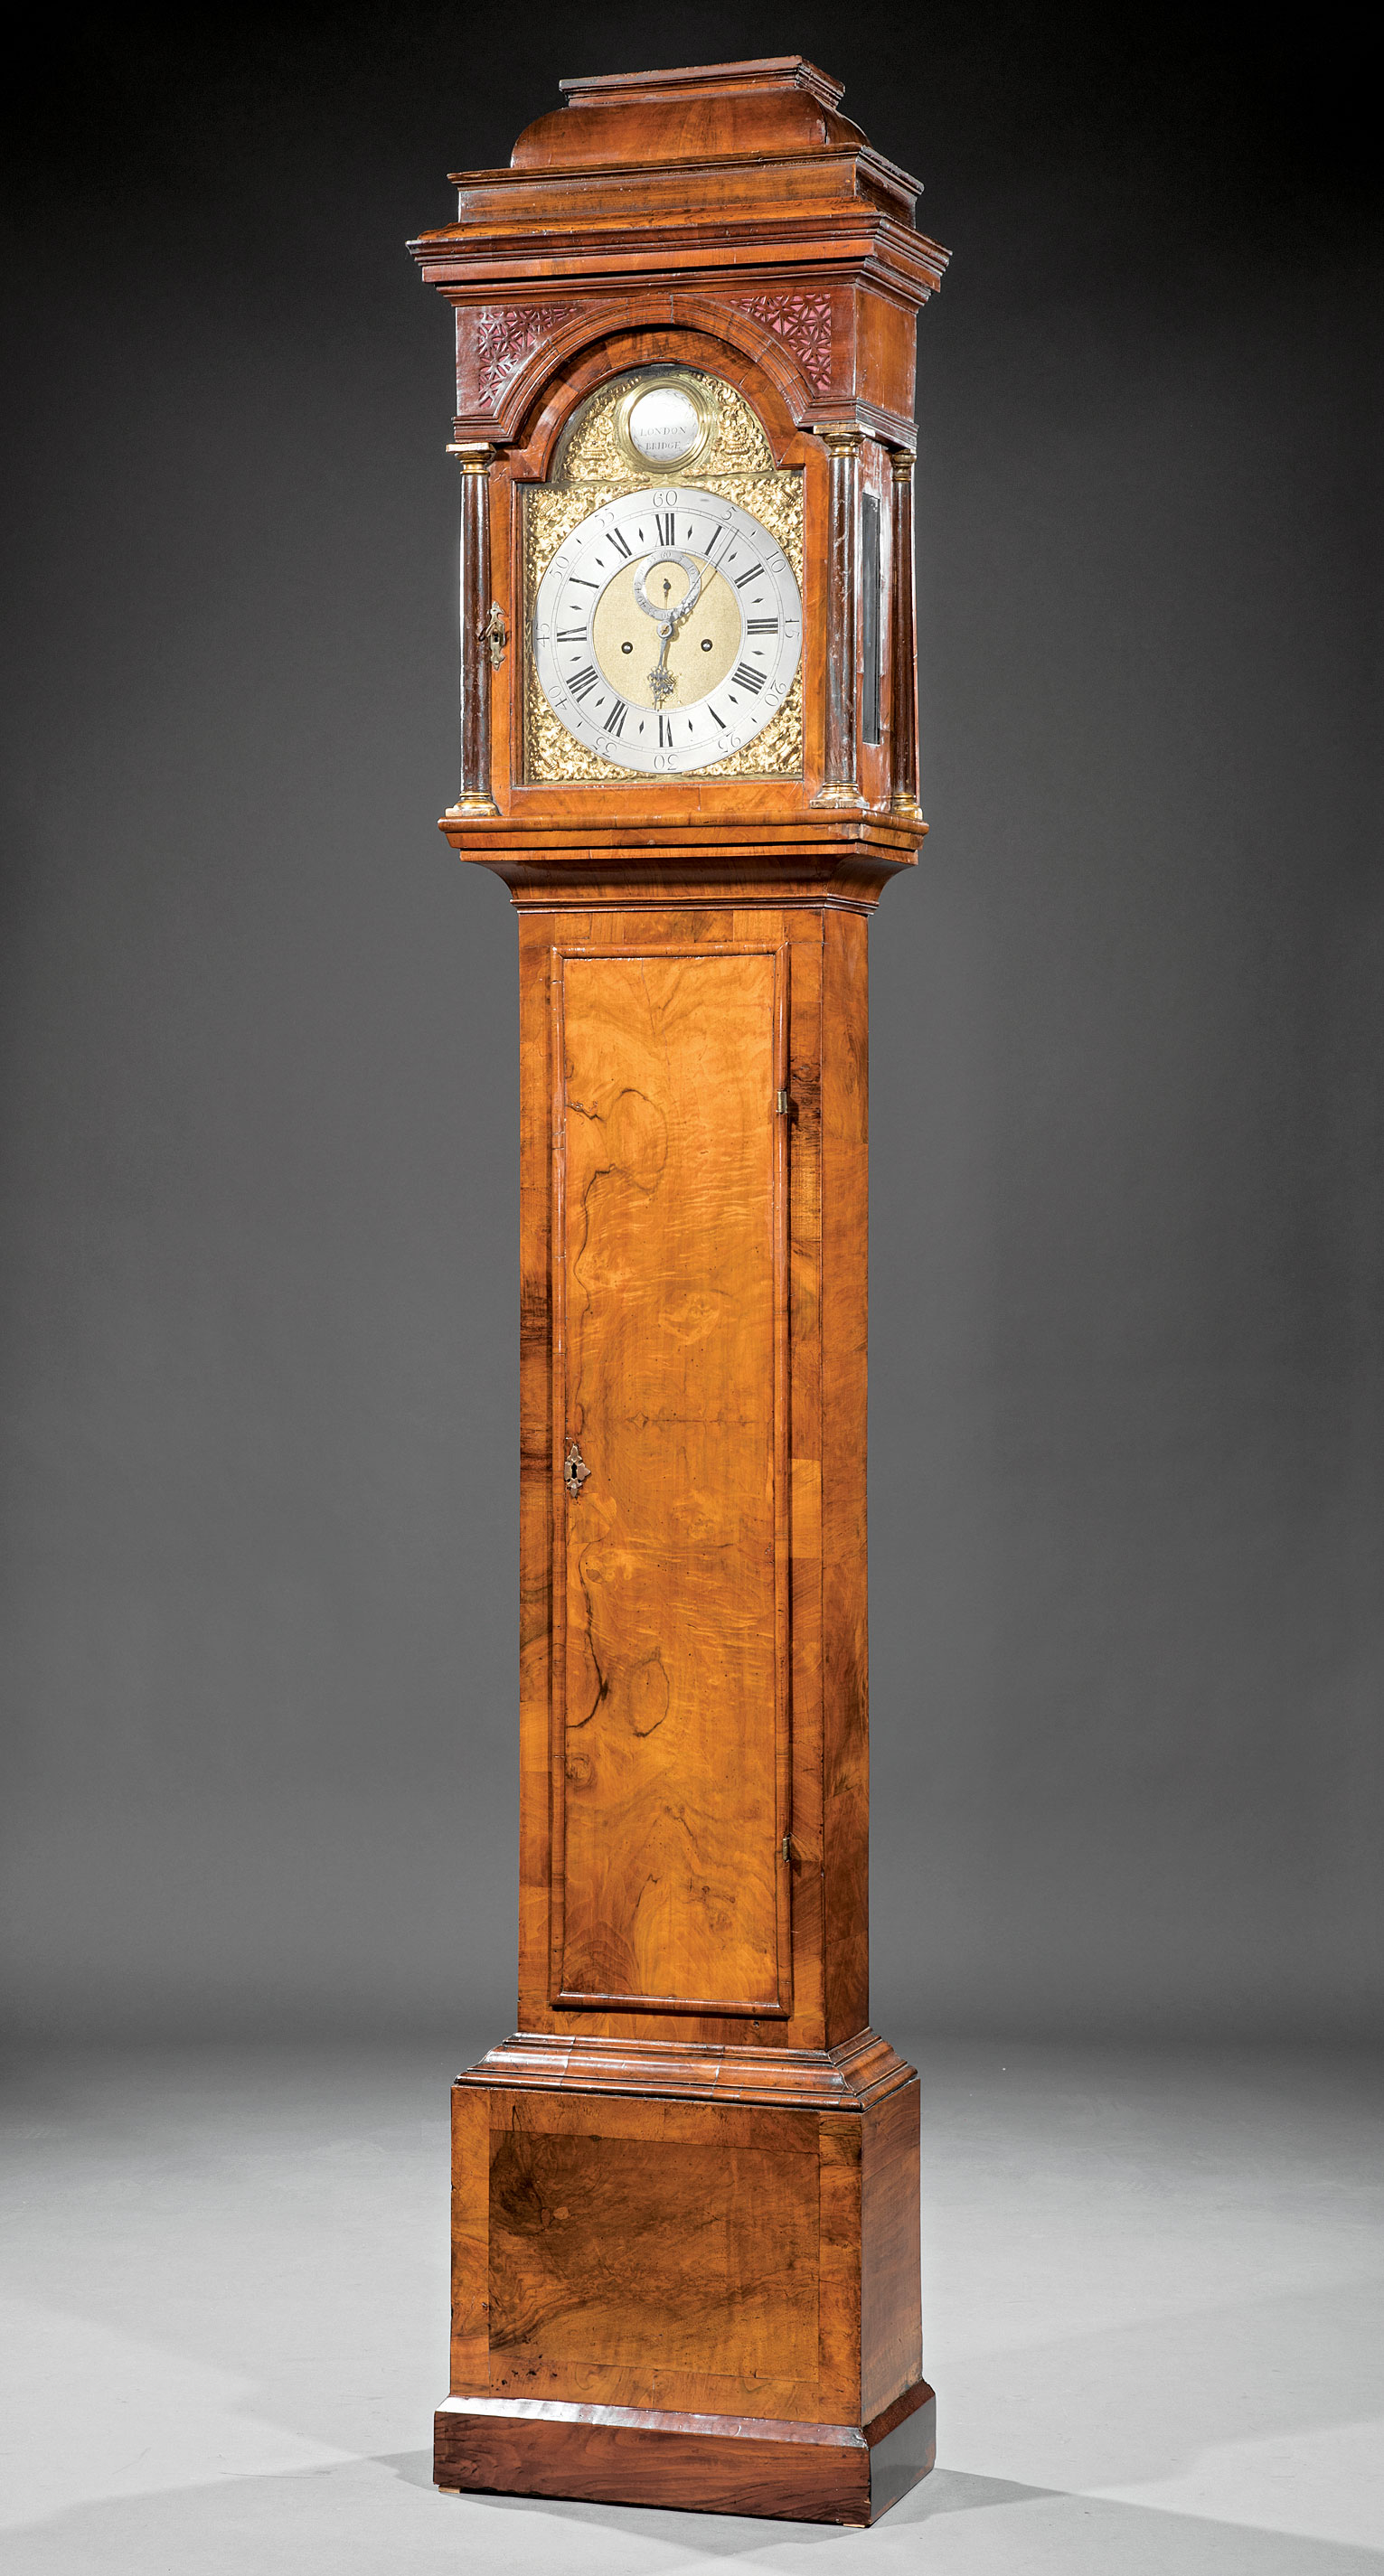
[861,492,881,747]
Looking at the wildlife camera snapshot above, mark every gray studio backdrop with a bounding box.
[2,5,1379,2045]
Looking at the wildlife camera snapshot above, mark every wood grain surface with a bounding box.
[448,2085,490,2396]
[861,2076,923,2423]
[488,2129,818,2375]
[435,2380,936,2524]
[436,2396,875,2523]
[554,947,787,2014]
[459,2026,917,2108]
[821,906,871,2043]
[510,902,881,2052]
[479,2085,828,2421]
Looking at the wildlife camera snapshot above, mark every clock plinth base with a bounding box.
[434,2380,936,2527]
[438,2030,928,2527]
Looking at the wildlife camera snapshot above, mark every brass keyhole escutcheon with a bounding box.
[563,1442,591,1500]
[480,600,508,669]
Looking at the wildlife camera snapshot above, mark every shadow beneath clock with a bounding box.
[379,2455,1384,2570]
[377,2450,1056,2545]
[378,2449,446,2492]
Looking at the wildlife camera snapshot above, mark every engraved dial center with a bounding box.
[593,555,739,711]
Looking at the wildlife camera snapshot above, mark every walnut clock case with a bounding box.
[410,58,948,2529]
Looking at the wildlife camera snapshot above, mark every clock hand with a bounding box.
[657,556,730,693]
[633,549,705,698]
[648,597,702,704]
[649,629,677,705]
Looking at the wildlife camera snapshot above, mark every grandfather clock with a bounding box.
[410,57,947,2527]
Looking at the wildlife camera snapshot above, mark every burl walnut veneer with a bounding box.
[410,56,947,2526]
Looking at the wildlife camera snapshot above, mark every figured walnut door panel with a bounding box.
[552,946,790,2017]
[489,2131,818,2380]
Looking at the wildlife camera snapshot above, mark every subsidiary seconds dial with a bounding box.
[532,485,802,775]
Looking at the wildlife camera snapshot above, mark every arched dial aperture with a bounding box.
[532,484,802,776]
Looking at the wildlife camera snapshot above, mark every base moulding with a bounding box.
[434,2377,936,2526]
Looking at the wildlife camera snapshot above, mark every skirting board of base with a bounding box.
[434,2379,937,2526]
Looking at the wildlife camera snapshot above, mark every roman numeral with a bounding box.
[708,706,726,729]
[603,700,627,737]
[731,663,766,694]
[568,577,599,590]
[655,511,675,546]
[606,527,632,559]
[746,617,778,635]
[657,716,673,747]
[733,563,764,588]
[555,625,587,642]
[568,666,599,700]
[702,525,725,556]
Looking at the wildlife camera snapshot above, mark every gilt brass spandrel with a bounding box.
[695,666,804,784]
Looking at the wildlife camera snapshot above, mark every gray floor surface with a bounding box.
[1,2038,1379,2571]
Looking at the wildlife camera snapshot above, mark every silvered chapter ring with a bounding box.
[631,550,703,631]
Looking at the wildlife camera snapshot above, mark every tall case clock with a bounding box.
[410,57,948,2527]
